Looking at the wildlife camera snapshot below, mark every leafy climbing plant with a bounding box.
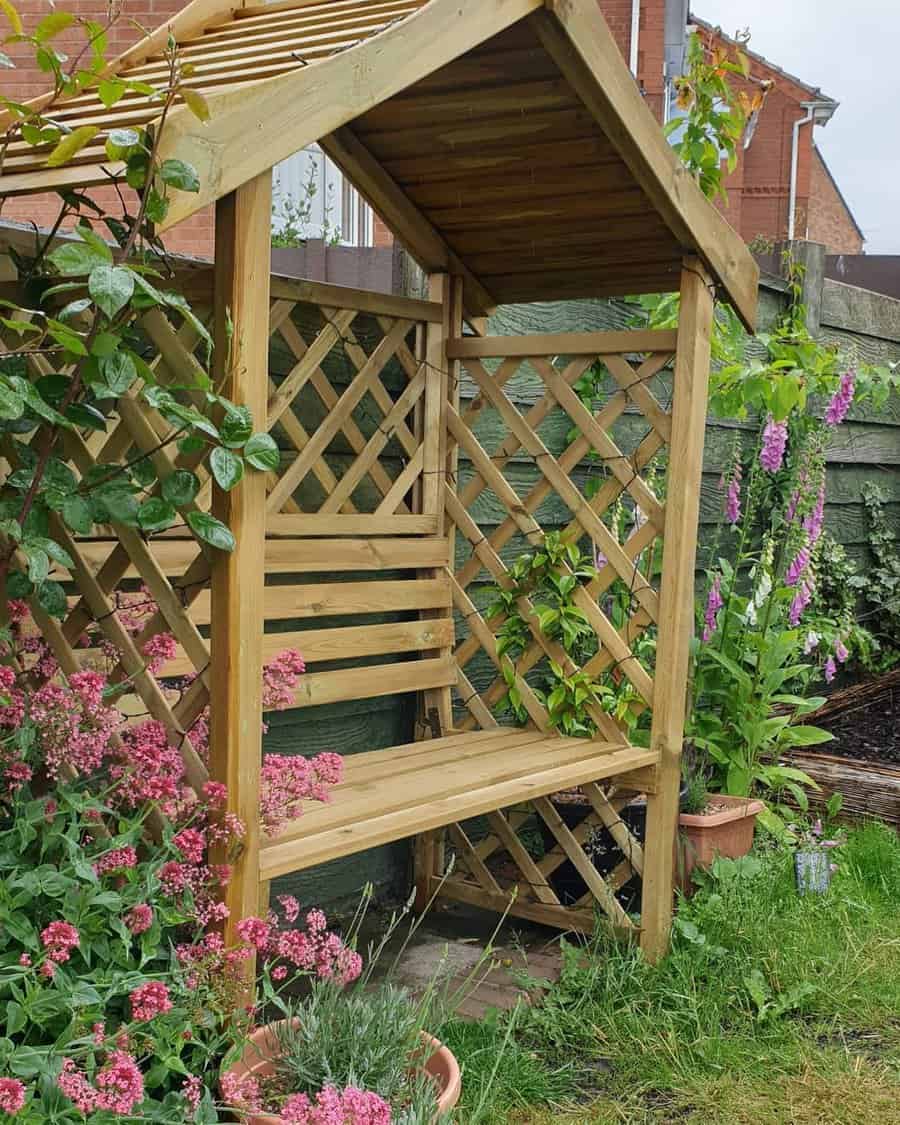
[0,10,280,618]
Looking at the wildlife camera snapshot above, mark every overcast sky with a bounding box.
[693,0,900,253]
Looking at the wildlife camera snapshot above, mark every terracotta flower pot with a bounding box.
[221,1019,461,1124]
[677,794,765,889]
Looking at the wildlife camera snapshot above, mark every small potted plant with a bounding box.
[676,752,765,887]
[794,800,844,894]
[220,895,462,1123]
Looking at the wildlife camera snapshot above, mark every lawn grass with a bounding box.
[438,821,900,1123]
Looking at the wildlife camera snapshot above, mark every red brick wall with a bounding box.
[3,0,214,257]
[807,147,864,254]
[596,0,666,119]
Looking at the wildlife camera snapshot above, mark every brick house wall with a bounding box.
[2,0,214,257]
[807,147,864,254]
[3,1,863,260]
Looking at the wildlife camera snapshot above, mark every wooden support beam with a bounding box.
[640,259,714,963]
[446,329,677,358]
[532,2,758,331]
[154,0,543,232]
[321,128,496,318]
[208,171,271,946]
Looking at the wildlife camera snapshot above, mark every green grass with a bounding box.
[438,821,900,1123]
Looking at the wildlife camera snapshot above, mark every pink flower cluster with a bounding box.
[110,719,186,816]
[824,369,855,427]
[130,981,173,1022]
[759,415,788,473]
[260,752,343,836]
[93,846,138,877]
[281,1086,392,1125]
[262,649,307,711]
[0,1077,25,1116]
[41,921,79,964]
[235,905,363,986]
[26,671,119,779]
[723,457,742,525]
[125,903,154,935]
[58,1052,144,1116]
[142,631,177,676]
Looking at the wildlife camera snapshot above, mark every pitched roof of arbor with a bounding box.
[1,0,759,327]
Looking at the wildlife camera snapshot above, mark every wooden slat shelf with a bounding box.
[260,735,658,878]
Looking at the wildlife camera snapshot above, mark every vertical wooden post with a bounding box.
[640,257,714,963]
[413,273,457,910]
[209,170,272,944]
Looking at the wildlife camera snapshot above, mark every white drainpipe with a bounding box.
[788,100,837,240]
[630,0,640,76]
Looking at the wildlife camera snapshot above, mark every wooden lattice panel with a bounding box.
[434,327,678,930]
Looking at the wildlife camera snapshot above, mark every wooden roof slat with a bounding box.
[193,0,424,42]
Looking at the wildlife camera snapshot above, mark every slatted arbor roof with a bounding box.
[1,0,757,327]
[2,0,761,961]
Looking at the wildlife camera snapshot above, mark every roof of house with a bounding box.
[1,0,758,326]
[690,13,838,108]
[813,144,865,243]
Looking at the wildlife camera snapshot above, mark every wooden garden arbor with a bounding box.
[3,0,758,959]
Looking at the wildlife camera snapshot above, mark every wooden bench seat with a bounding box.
[259,728,657,880]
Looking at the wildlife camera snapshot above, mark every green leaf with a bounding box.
[45,125,100,168]
[0,382,24,420]
[108,127,139,148]
[181,88,210,122]
[101,490,139,527]
[36,579,67,618]
[98,350,137,397]
[23,546,49,585]
[65,401,107,431]
[158,158,199,193]
[35,10,74,39]
[782,725,834,747]
[186,510,235,552]
[244,432,280,472]
[219,404,253,448]
[98,77,126,109]
[138,497,176,533]
[48,239,110,277]
[161,470,200,507]
[210,446,243,490]
[61,494,92,534]
[88,264,134,319]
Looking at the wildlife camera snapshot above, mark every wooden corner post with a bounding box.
[209,170,272,943]
[640,257,714,962]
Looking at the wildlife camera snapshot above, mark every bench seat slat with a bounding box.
[260,735,657,879]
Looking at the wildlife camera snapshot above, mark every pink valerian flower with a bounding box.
[789,579,813,627]
[92,1022,106,1046]
[259,752,343,836]
[18,954,30,968]
[0,1077,26,1115]
[0,665,14,695]
[760,415,788,473]
[278,894,301,924]
[27,672,119,779]
[94,1051,145,1115]
[130,981,173,1021]
[92,846,138,876]
[824,656,837,683]
[281,1086,392,1125]
[785,545,811,587]
[202,780,227,807]
[825,369,856,427]
[58,1060,97,1114]
[110,719,185,816]
[41,921,79,963]
[125,903,153,934]
[236,916,272,952]
[182,1075,203,1115]
[702,574,724,643]
[173,827,207,865]
[220,1071,261,1113]
[262,649,307,712]
[141,631,177,676]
